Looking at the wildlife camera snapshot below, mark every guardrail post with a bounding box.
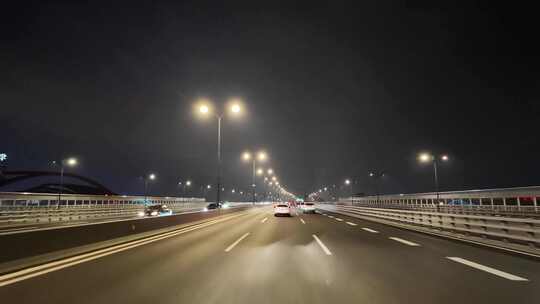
[534,196,538,212]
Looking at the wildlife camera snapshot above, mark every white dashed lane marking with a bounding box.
[389,237,420,246]
[447,257,528,281]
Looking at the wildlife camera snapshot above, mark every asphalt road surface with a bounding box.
[1,207,539,304]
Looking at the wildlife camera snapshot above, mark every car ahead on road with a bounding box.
[274,204,292,216]
[300,202,316,213]
[138,204,173,217]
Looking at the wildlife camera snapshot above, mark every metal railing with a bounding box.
[340,186,540,218]
[0,192,207,227]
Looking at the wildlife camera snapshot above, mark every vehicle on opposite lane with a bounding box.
[138,204,173,217]
[274,204,292,216]
[204,203,220,212]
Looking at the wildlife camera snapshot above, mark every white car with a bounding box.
[301,202,316,213]
[274,204,291,217]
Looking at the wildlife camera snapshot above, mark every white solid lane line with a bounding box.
[300,218,306,224]
[0,226,39,233]
[0,213,248,287]
[225,232,250,252]
[261,217,268,223]
[346,222,357,226]
[312,234,332,256]
[389,237,420,246]
[362,228,379,233]
[335,218,343,222]
[447,257,528,281]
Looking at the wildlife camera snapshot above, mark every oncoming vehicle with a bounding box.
[203,203,221,212]
[301,202,316,213]
[274,204,291,217]
[138,204,173,217]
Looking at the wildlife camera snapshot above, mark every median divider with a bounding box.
[0,207,252,275]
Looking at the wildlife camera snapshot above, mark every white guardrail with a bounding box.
[0,192,252,227]
[320,204,540,249]
[341,186,540,218]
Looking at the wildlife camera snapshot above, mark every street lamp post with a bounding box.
[418,153,449,203]
[196,99,243,205]
[344,179,352,205]
[369,171,385,205]
[53,157,78,208]
[144,173,156,204]
[242,151,267,205]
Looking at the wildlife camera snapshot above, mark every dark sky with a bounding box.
[2,2,539,198]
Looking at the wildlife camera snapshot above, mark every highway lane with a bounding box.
[0,207,539,303]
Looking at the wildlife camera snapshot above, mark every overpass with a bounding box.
[0,188,538,303]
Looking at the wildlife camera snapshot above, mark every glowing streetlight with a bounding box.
[344,179,351,185]
[65,157,78,167]
[242,152,251,160]
[207,184,212,189]
[418,152,432,163]
[257,151,267,161]
[418,152,449,202]
[186,180,192,186]
[256,168,264,175]
[199,104,209,114]
[271,176,277,181]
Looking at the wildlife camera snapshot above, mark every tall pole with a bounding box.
[376,179,380,205]
[144,178,148,204]
[216,116,222,205]
[252,159,256,204]
[58,165,64,208]
[433,158,440,202]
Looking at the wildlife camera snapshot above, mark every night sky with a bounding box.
[2,2,539,198]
